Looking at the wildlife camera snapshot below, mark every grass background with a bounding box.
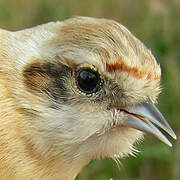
[0,0,179,179]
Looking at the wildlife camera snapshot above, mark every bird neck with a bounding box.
[53,161,86,180]
[0,132,89,180]
[0,102,88,180]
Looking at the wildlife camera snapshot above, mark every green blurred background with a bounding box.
[0,0,179,179]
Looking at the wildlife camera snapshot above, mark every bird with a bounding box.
[0,16,176,180]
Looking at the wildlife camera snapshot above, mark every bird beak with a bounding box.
[121,101,177,147]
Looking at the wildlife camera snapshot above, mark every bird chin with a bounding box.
[78,116,143,160]
[97,126,144,159]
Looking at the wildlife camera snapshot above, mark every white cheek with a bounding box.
[31,106,109,145]
[31,106,143,160]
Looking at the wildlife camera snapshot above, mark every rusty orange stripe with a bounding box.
[102,59,160,81]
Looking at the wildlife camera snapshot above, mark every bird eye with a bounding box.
[75,68,101,94]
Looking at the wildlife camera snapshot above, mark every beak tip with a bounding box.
[169,130,177,140]
[173,134,177,140]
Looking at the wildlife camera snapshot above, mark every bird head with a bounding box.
[10,16,176,177]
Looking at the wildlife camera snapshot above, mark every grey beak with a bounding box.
[122,101,177,147]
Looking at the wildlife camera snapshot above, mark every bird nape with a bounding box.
[0,16,176,180]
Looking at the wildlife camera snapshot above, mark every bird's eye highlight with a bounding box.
[75,68,101,94]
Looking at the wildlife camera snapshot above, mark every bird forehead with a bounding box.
[57,17,161,80]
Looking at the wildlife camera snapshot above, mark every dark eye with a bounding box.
[75,68,101,94]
